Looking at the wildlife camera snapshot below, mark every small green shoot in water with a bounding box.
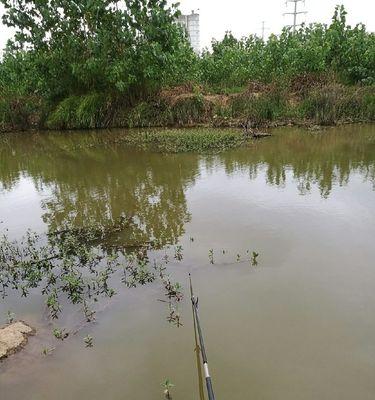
[83,301,96,322]
[84,335,94,348]
[174,245,183,261]
[163,253,169,265]
[6,310,15,324]
[189,237,194,242]
[161,379,175,399]
[53,328,69,341]
[208,249,214,264]
[41,346,55,356]
[166,305,183,327]
[251,251,259,266]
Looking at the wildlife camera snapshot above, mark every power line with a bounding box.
[283,0,307,32]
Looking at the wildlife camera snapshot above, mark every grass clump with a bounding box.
[121,129,245,153]
[300,85,375,125]
[46,93,110,129]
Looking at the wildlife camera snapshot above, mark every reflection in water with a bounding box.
[0,131,200,246]
[1,125,375,241]
[1,125,375,400]
[217,125,375,198]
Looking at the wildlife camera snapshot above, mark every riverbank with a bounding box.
[1,81,374,134]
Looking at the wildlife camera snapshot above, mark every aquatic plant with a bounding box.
[162,278,183,303]
[41,346,55,356]
[208,249,214,264]
[0,216,185,341]
[6,310,15,324]
[120,129,246,153]
[84,335,94,348]
[174,245,184,261]
[251,252,259,267]
[161,379,175,399]
[53,328,69,341]
[166,304,183,328]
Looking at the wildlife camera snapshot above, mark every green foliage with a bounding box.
[198,6,375,89]
[0,216,185,339]
[0,0,196,101]
[301,85,375,125]
[47,93,110,129]
[230,86,288,125]
[162,379,175,399]
[125,94,212,128]
[0,4,374,131]
[120,129,246,153]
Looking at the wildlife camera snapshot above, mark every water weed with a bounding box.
[174,245,183,261]
[121,129,245,153]
[53,328,69,341]
[251,252,259,267]
[6,310,15,324]
[208,249,214,264]
[84,335,94,348]
[161,379,175,399]
[41,346,55,356]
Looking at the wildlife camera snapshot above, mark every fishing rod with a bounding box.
[189,273,216,400]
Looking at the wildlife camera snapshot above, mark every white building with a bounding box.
[177,10,200,54]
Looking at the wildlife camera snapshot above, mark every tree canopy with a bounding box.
[0,0,195,100]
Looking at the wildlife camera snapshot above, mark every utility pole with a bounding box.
[261,21,269,40]
[283,0,307,32]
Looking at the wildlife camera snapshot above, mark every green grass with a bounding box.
[120,128,246,153]
[2,83,374,133]
[46,93,110,129]
[300,85,375,125]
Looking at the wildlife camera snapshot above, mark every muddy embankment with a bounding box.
[1,79,374,133]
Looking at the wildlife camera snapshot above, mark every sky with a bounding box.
[0,0,374,52]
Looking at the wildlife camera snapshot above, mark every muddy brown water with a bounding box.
[0,125,375,399]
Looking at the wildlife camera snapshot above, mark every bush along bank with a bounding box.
[0,3,374,133]
[21,80,373,132]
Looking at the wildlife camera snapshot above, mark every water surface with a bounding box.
[0,125,375,399]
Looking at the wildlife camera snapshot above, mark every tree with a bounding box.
[0,0,195,101]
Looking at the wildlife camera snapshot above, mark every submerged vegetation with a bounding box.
[0,214,260,344]
[0,216,185,340]
[0,2,374,133]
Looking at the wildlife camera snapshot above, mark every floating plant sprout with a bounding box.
[53,328,69,341]
[84,335,94,348]
[0,216,185,343]
[6,310,15,324]
[251,251,259,266]
[174,245,183,261]
[41,346,55,356]
[83,301,96,322]
[166,304,183,328]
[208,249,214,264]
[161,379,175,399]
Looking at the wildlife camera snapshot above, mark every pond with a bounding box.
[0,124,375,400]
